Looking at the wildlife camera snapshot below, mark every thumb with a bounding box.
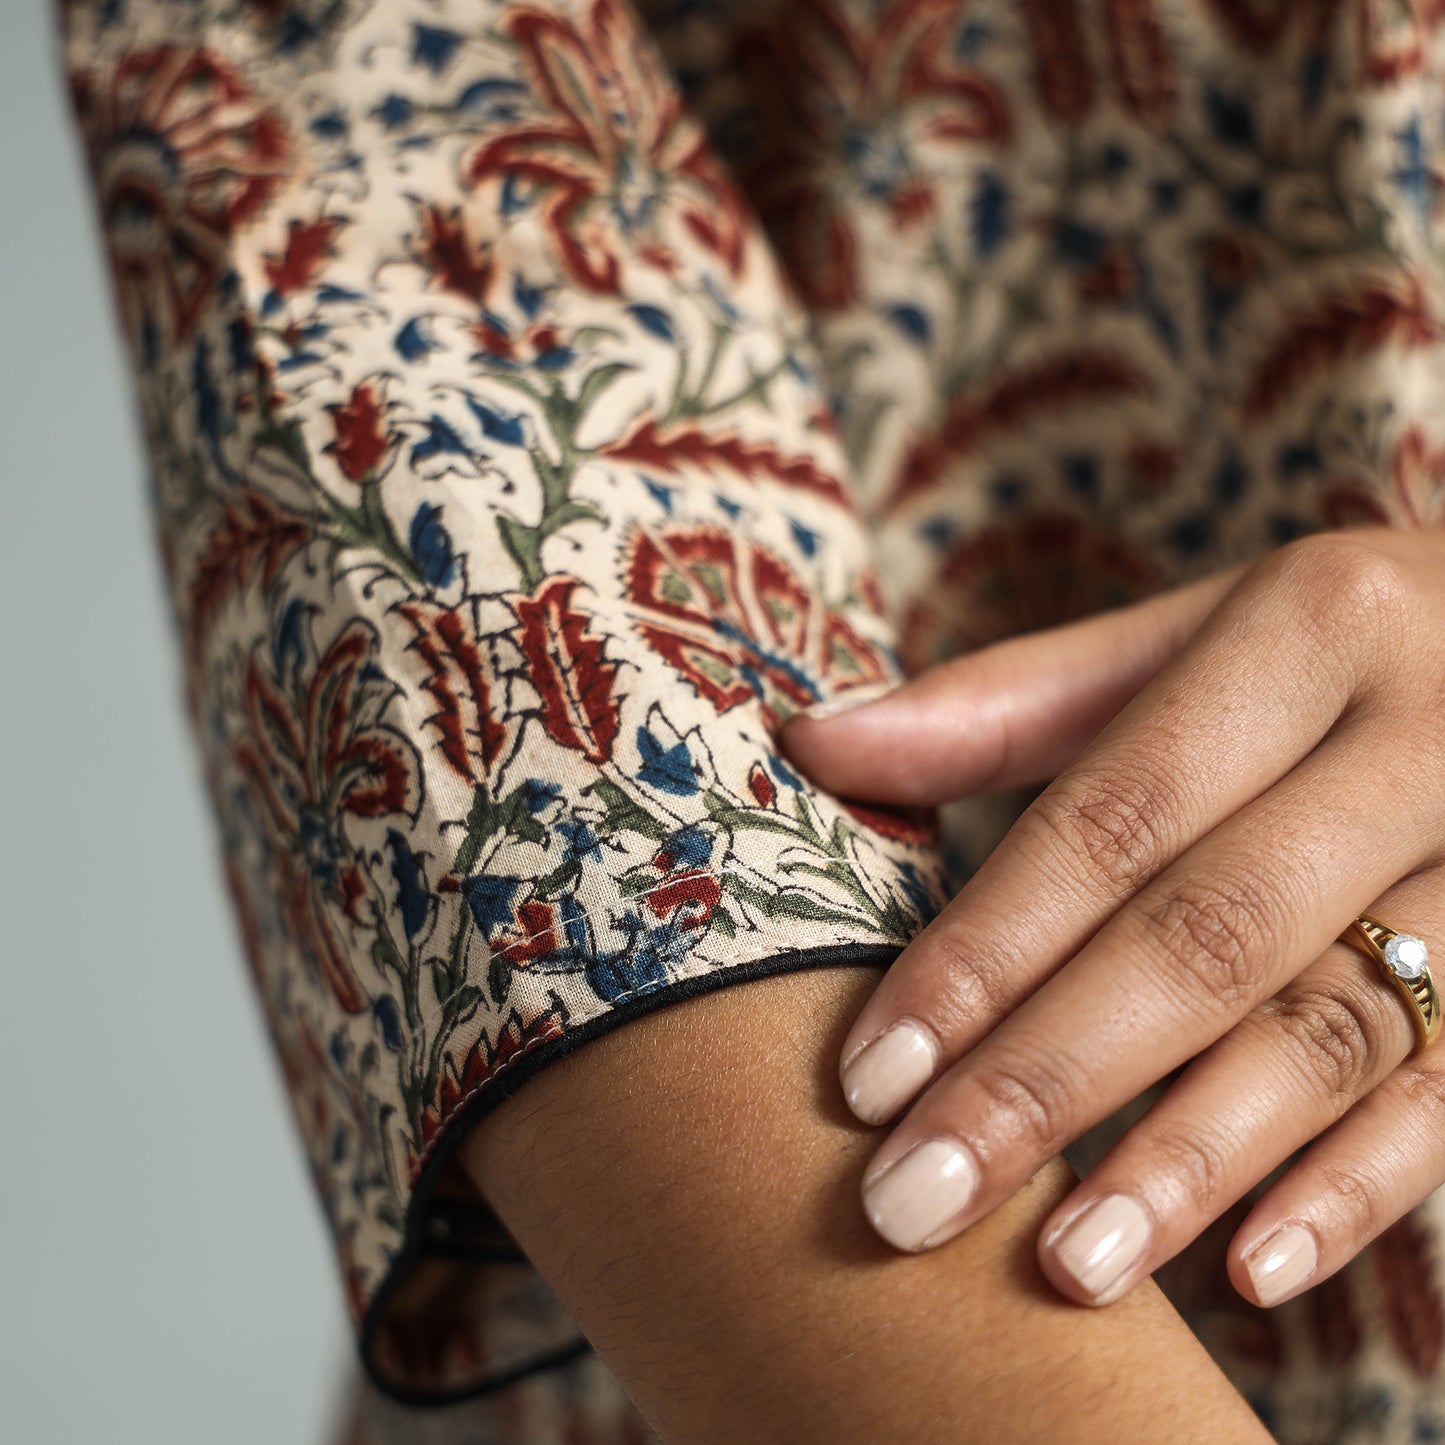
[779,565,1244,806]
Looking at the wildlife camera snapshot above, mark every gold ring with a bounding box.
[1341,915,1442,1055]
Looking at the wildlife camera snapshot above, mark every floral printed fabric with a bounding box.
[58,0,1445,1440]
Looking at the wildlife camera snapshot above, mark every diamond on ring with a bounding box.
[1384,933,1430,981]
[1344,916,1441,1055]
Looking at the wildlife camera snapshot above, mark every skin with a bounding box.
[778,527,1445,1313]
[456,963,1271,1444]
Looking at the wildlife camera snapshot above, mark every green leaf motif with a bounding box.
[450,984,483,1021]
[619,868,657,898]
[877,896,912,940]
[451,783,546,877]
[575,360,634,416]
[498,783,547,847]
[724,876,862,929]
[255,412,311,473]
[497,511,543,591]
[371,933,403,976]
[532,857,582,899]
[428,958,452,1007]
[592,778,666,840]
[452,786,496,876]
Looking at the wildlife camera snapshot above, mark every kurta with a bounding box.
[58,0,1445,1439]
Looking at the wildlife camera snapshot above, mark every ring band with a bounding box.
[1341,915,1442,1055]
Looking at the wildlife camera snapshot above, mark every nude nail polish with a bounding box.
[862,1137,980,1252]
[841,1021,937,1125]
[1243,1223,1318,1306]
[1048,1194,1152,1303]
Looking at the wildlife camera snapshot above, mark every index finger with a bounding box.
[781,564,1243,802]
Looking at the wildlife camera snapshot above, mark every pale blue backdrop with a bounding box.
[0,6,347,1441]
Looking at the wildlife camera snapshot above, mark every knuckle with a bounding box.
[1314,1157,1380,1241]
[916,925,1020,1035]
[1275,533,1414,648]
[1136,875,1272,1010]
[1032,768,1168,899]
[969,1048,1078,1159]
[1266,984,1381,1104]
[1145,1123,1237,1215]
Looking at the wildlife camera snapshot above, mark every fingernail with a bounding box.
[799,682,895,721]
[842,1020,938,1125]
[1243,1223,1318,1306]
[862,1137,980,1252]
[1046,1194,1152,1303]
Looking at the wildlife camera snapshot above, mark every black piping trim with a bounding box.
[359,939,903,1407]
[413,1238,535,1266]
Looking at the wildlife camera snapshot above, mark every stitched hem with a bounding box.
[358,938,903,1407]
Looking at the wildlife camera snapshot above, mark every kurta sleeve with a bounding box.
[57,0,952,1405]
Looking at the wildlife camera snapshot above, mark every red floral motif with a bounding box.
[839,798,940,847]
[515,577,621,764]
[70,46,289,346]
[899,513,1162,672]
[1022,0,1175,128]
[1124,437,1182,496]
[471,317,561,363]
[414,203,498,307]
[1200,0,1415,73]
[326,381,396,481]
[490,899,566,962]
[732,0,1010,309]
[1201,0,1290,51]
[466,0,747,293]
[234,619,421,1013]
[1242,276,1442,421]
[644,872,723,928]
[414,1005,568,1163]
[263,216,345,297]
[623,523,892,728]
[1325,423,1445,528]
[1102,0,1175,129]
[1355,0,1445,85]
[747,762,777,807]
[397,600,509,784]
[601,418,853,510]
[1304,1266,1363,1368]
[185,489,312,664]
[891,351,1153,507]
[1021,0,1095,122]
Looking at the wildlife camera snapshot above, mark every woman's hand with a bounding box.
[778,527,1445,1312]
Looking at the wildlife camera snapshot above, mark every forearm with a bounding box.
[458,964,1271,1444]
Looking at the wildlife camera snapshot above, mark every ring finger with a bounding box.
[1033,869,1440,1308]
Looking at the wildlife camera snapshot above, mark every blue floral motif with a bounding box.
[636,727,698,795]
